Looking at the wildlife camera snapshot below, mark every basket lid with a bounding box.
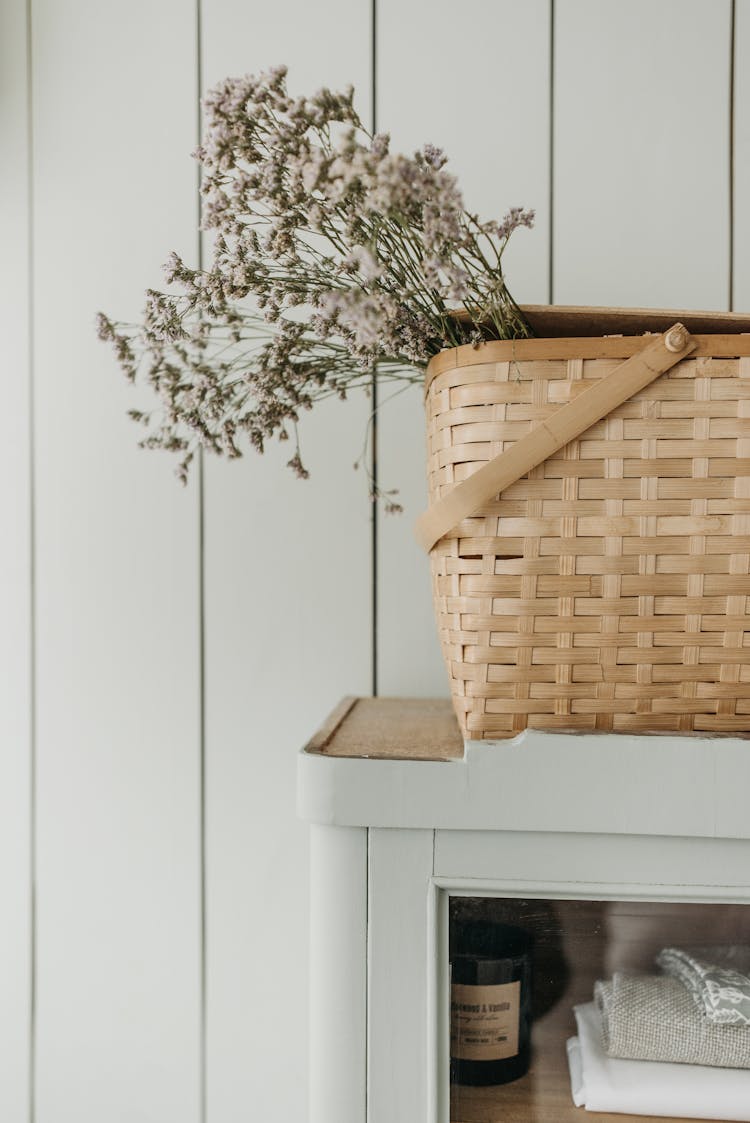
[517,304,750,338]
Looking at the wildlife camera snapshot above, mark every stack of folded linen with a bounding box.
[568,947,750,1119]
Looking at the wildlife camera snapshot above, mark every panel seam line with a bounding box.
[26,1,37,1120]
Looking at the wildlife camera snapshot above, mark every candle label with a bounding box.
[450,981,520,1061]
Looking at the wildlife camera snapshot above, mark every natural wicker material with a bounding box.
[423,319,750,739]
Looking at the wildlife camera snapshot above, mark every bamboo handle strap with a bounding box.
[415,323,696,553]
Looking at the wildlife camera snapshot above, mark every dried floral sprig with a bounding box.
[98,65,534,484]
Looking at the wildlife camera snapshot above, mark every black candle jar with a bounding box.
[450,920,533,1086]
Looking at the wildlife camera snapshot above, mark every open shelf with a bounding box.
[449,897,750,1123]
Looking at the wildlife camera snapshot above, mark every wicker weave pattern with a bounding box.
[426,347,750,739]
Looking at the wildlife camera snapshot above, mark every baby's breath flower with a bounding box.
[99,66,534,486]
[286,450,309,480]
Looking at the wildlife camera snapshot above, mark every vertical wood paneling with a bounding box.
[4,5,742,1122]
[199,9,372,1121]
[33,4,201,1120]
[555,0,731,309]
[0,1,31,1118]
[375,0,552,697]
[736,1,750,311]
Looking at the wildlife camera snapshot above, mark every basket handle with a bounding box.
[415,323,696,552]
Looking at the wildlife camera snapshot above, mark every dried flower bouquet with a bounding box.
[98,66,534,489]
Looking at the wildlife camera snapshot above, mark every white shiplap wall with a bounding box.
[737,0,750,312]
[1,2,32,1119]
[31,3,201,1122]
[554,0,731,310]
[200,10,372,1120]
[0,2,745,1121]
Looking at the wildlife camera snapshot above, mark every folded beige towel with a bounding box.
[595,973,750,1069]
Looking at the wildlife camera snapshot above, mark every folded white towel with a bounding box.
[569,1001,750,1119]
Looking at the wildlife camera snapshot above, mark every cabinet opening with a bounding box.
[448,894,750,1123]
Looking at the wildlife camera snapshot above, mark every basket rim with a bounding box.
[427,304,750,390]
[453,303,750,338]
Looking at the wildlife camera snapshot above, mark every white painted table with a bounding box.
[297,698,750,1123]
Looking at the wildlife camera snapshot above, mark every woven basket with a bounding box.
[416,306,750,740]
